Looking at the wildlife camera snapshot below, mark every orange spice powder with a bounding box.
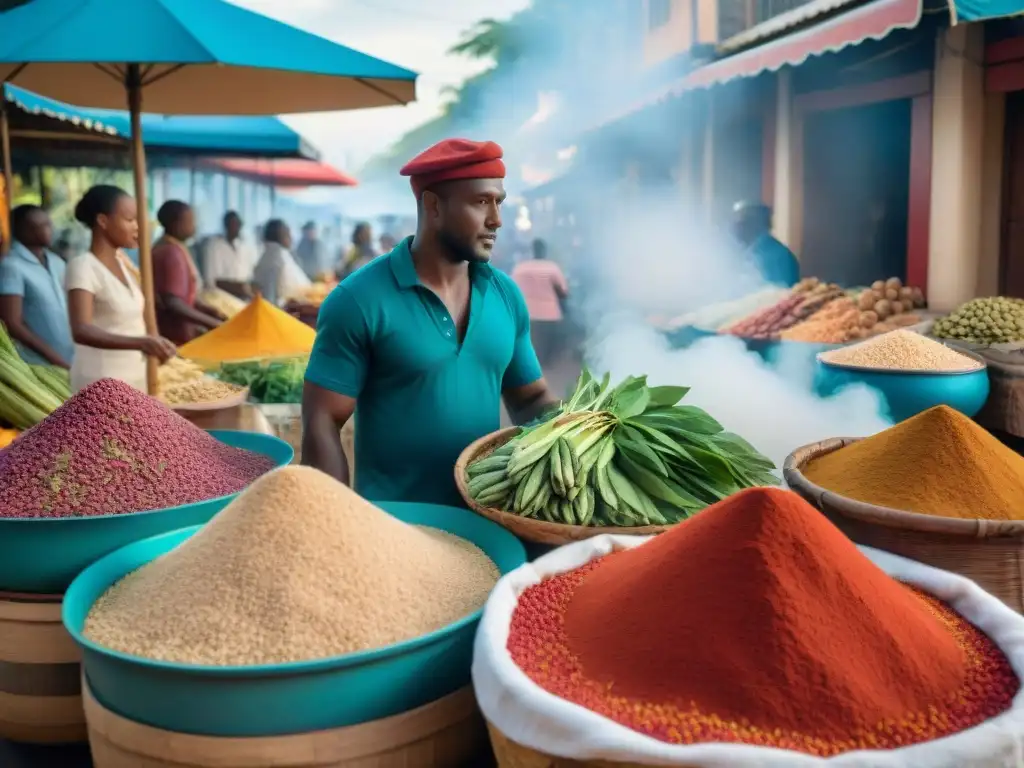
[507,488,1019,757]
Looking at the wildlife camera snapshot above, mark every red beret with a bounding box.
[400,138,505,196]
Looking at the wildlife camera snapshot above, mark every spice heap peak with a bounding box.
[509,486,1018,756]
[0,378,275,519]
[819,329,981,372]
[804,405,1024,520]
[84,465,499,666]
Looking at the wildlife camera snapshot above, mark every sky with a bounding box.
[230,0,531,175]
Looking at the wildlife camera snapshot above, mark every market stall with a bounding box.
[62,465,524,765]
[926,297,1024,438]
[0,379,291,743]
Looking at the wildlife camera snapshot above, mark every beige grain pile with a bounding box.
[83,465,499,666]
[818,329,982,372]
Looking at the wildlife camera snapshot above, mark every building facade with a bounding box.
[575,0,1024,310]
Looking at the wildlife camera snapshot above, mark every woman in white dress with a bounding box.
[66,186,177,394]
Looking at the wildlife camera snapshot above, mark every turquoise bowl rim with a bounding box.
[64,513,522,678]
[0,429,292,524]
[815,347,988,377]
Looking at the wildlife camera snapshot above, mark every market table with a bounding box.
[178,403,276,435]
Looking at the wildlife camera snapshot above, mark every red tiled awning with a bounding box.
[205,158,358,188]
[592,0,922,129]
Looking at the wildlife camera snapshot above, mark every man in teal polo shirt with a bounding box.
[302,139,558,506]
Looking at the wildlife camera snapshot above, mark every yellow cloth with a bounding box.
[177,295,315,364]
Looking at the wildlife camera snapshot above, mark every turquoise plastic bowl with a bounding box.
[816,352,991,423]
[63,502,526,737]
[0,430,293,594]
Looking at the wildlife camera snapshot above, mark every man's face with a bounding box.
[303,225,317,241]
[21,210,52,249]
[225,215,242,240]
[427,178,505,264]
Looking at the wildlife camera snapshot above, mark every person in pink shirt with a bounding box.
[511,238,568,369]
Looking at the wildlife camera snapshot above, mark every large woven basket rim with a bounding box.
[454,427,672,544]
[784,437,1024,538]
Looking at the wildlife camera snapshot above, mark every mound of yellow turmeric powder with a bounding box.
[803,405,1024,520]
[178,296,315,365]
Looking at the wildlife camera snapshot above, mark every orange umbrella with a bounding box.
[205,158,357,188]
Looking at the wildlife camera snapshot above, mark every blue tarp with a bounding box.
[5,84,318,159]
[951,0,1024,23]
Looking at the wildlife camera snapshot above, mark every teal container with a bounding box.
[816,353,991,423]
[63,502,526,737]
[663,324,719,349]
[0,430,293,594]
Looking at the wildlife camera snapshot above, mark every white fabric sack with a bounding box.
[473,535,1024,767]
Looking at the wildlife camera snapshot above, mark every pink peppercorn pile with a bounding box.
[0,378,277,519]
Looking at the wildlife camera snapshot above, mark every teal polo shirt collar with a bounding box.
[389,237,493,291]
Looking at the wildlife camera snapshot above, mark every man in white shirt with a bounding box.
[202,210,256,298]
[253,218,311,306]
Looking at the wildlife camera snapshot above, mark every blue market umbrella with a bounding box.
[5,84,321,163]
[0,0,417,392]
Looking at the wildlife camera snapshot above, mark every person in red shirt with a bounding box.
[152,201,223,345]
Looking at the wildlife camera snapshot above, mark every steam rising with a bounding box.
[581,195,891,473]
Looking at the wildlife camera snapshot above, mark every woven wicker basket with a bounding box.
[784,438,1024,612]
[454,428,672,546]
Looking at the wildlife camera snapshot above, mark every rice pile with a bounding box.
[819,329,982,372]
[83,465,500,665]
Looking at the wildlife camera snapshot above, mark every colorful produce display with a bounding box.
[722,280,843,339]
[178,296,315,365]
[803,405,1023,520]
[0,378,276,519]
[662,287,792,332]
[508,487,1018,756]
[465,370,777,526]
[197,288,247,319]
[780,295,920,343]
[713,276,925,343]
[0,322,70,429]
[217,358,305,404]
[818,329,982,372]
[158,379,246,407]
[932,296,1024,345]
[83,465,499,665]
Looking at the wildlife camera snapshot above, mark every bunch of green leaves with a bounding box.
[565,369,778,517]
[216,358,306,405]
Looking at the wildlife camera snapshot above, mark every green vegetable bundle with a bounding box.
[0,323,69,430]
[217,358,305,404]
[465,369,778,527]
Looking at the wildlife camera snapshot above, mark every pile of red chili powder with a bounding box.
[0,378,276,519]
[508,487,1020,757]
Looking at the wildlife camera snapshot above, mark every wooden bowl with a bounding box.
[454,427,673,546]
[784,438,1024,612]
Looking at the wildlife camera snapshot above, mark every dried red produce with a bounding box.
[0,378,276,519]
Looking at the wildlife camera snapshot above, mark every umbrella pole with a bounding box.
[126,65,160,396]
